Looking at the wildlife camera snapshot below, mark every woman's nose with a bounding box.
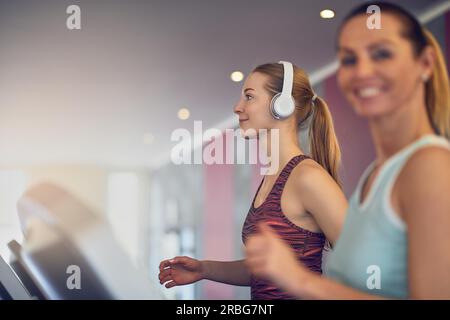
[354,57,375,79]
[234,101,244,114]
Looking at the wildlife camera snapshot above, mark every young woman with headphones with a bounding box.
[158,61,348,299]
[245,2,450,299]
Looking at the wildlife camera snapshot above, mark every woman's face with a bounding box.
[337,13,432,119]
[234,72,276,138]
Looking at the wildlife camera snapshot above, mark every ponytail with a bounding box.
[308,96,342,187]
[423,29,450,140]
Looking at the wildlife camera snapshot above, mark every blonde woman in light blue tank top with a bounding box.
[245,2,450,299]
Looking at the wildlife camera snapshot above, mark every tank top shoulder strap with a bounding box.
[277,154,311,184]
[266,154,311,202]
[371,135,450,229]
[382,134,450,176]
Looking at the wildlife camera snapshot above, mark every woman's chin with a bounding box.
[352,99,391,118]
[239,123,257,135]
[239,129,258,139]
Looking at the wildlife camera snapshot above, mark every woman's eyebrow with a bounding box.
[368,40,396,50]
[337,46,354,54]
[337,39,396,55]
[244,88,255,93]
[338,38,396,51]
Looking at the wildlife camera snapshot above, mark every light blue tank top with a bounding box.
[325,134,450,299]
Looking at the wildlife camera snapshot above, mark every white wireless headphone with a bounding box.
[270,61,296,120]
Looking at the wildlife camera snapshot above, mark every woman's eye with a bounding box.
[340,55,357,66]
[245,94,254,101]
[372,49,392,61]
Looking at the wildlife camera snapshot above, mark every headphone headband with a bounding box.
[278,61,294,99]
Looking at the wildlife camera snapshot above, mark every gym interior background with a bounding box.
[0,0,449,299]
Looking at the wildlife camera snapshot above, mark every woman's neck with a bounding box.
[261,127,303,176]
[369,98,435,165]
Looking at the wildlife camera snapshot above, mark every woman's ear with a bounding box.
[419,45,436,81]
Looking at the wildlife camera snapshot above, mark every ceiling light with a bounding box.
[320,9,335,19]
[230,71,244,82]
[178,108,190,120]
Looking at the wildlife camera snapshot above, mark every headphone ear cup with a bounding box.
[270,93,295,120]
[270,93,282,120]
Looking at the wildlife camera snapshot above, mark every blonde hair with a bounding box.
[253,63,341,186]
[423,29,450,139]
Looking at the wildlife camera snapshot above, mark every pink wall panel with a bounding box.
[202,134,234,299]
[324,75,376,196]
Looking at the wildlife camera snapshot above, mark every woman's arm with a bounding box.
[159,257,251,288]
[202,260,252,286]
[397,147,450,299]
[293,163,348,246]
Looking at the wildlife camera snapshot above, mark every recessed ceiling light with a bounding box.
[143,133,154,145]
[230,71,244,82]
[320,9,335,19]
[178,108,190,120]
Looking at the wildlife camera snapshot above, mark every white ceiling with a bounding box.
[0,0,446,168]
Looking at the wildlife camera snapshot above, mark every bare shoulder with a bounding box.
[290,158,338,194]
[397,146,450,218]
[399,146,450,185]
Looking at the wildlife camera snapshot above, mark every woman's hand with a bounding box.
[245,223,309,294]
[158,256,204,288]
